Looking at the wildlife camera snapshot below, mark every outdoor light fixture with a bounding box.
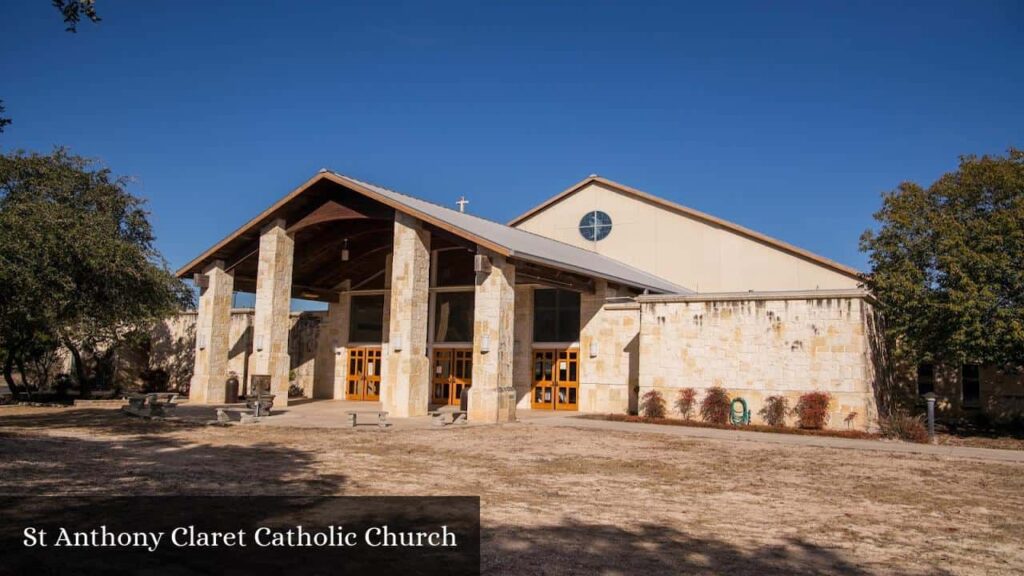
[198,333,208,350]
[341,238,350,262]
[255,335,265,352]
[480,334,491,353]
[589,340,599,358]
[333,339,341,355]
[392,335,403,352]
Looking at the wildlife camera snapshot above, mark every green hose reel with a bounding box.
[730,397,750,426]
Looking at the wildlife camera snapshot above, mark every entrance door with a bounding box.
[346,347,381,401]
[432,348,472,406]
[531,349,579,410]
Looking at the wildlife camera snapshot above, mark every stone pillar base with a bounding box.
[382,355,430,418]
[190,376,231,404]
[248,351,291,407]
[468,386,517,423]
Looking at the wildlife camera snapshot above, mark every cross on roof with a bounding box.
[456,196,469,213]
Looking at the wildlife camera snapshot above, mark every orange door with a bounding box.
[432,348,473,406]
[346,347,381,401]
[532,349,578,410]
[431,349,453,405]
[450,350,472,406]
[531,350,556,409]
[363,348,381,401]
[554,349,579,411]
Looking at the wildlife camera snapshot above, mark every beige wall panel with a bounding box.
[516,182,859,293]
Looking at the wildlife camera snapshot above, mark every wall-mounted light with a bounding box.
[334,339,342,355]
[255,335,265,352]
[197,333,208,351]
[392,335,403,352]
[480,334,491,354]
[589,340,599,358]
[341,238,350,262]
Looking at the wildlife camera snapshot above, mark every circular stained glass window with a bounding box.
[579,210,612,241]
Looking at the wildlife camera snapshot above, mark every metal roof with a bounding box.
[328,171,690,294]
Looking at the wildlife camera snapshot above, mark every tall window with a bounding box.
[533,289,580,343]
[349,295,384,343]
[435,249,476,287]
[916,363,935,396]
[434,292,474,342]
[962,364,980,405]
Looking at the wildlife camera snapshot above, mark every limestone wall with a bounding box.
[637,291,881,430]
[153,309,323,397]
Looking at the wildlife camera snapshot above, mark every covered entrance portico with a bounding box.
[177,170,682,422]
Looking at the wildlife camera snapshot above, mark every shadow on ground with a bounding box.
[483,520,946,576]
[0,409,346,495]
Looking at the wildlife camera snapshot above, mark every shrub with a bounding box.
[793,391,832,429]
[640,390,667,419]
[675,388,697,420]
[759,395,789,427]
[880,412,929,444]
[700,386,730,425]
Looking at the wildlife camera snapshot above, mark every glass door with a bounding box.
[432,348,472,406]
[346,347,381,401]
[531,349,578,410]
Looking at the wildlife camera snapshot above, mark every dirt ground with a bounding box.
[1,406,1022,575]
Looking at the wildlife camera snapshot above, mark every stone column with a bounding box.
[468,249,517,423]
[380,213,430,417]
[189,261,234,404]
[246,219,295,406]
[513,285,534,409]
[313,284,349,399]
[579,280,632,414]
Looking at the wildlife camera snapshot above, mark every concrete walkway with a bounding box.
[174,398,1023,463]
[528,414,1024,463]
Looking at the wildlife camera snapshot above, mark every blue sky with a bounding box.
[2,1,1022,282]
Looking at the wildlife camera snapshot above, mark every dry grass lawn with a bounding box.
[1,405,1022,575]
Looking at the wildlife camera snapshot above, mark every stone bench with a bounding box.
[428,410,468,426]
[345,410,389,429]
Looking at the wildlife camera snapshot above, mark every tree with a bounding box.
[860,148,1024,368]
[53,0,101,33]
[0,148,192,399]
[0,101,10,134]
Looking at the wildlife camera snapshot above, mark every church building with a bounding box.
[178,171,883,428]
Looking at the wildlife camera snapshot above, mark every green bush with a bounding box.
[759,395,789,427]
[700,387,730,425]
[640,389,667,419]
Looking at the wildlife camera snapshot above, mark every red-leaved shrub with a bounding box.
[700,386,730,425]
[640,389,667,419]
[759,395,789,427]
[793,391,832,429]
[675,388,697,420]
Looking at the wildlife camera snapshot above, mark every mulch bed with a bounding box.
[578,413,882,441]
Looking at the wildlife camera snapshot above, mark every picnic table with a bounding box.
[123,393,179,417]
[245,393,276,417]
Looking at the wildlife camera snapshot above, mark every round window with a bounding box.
[579,210,612,241]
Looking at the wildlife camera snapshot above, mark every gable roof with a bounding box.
[176,170,689,295]
[508,175,863,280]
